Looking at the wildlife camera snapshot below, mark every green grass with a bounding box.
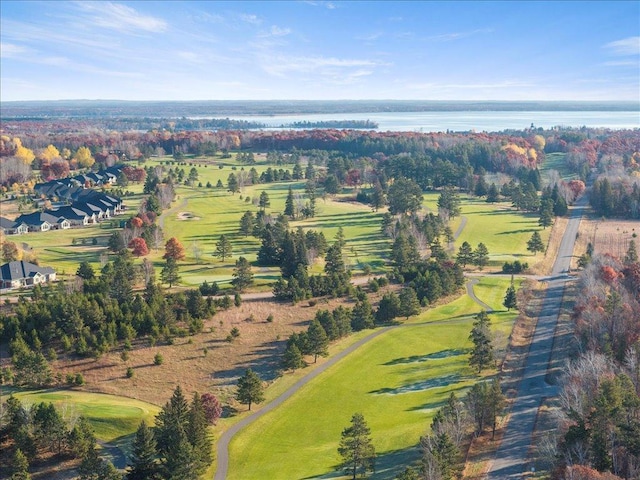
[539,152,576,181]
[226,277,517,480]
[8,388,159,442]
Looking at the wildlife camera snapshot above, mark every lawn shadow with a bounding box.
[213,339,284,384]
[383,348,468,366]
[370,373,465,395]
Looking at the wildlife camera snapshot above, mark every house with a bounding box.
[0,217,28,235]
[14,212,61,232]
[73,201,107,221]
[0,261,56,290]
[48,206,95,226]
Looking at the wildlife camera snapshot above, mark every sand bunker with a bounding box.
[177,212,201,221]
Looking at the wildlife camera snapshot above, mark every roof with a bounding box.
[15,211,61,226]
[0,217,16,229]
[49,206,91,221]
[0,261,55,282]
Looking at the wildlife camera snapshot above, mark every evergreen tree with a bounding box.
[387,177,423,215]
[162,427,197,480]
[325,243,346,275]
[126,421,161,480]
[468,311,494,373]
[227,173,239,194]
[155,385,190,458]
[258,191,270,211]
[284,187,295,218]
[351,298,375,331]
[488,379,506,439]
[526,231,545,254]
[456,241,474,268]
[76,261,95,280]
[538,198,554,229]
[160,257,180,287]
[214,234,233,261]
[306,319,329,363]
[503,282,518,311]
[338,413,376,480]
[235,369,264,411]
[437,186,462,218]
[472,243,490,270]
[282,343,305,371]
[399,287,421,319]
[375,292,401,325]
[239,211,255,237]
[231,256,254,292]
[486,183,499,203]
[10,448,30,480]
[187,392,212,475]
[624,239,638,265]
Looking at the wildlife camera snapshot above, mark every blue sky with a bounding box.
[1,1,639,101]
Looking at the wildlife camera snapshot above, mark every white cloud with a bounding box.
[425,28,494,42]
[261,55,383,76]
[408,80,535,91]
[602,60,638,67]
[304,1,337,9]
[258,25,292,38]
[603,36,640,56]
[239,13,262,25]
[74,1,167,33]
[0,42,29,58]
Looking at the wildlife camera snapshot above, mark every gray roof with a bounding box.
[15,211,61,226]
[0,217,16,229]
[0,261,55,282]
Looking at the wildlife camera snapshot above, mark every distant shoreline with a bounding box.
[1,99,638,120]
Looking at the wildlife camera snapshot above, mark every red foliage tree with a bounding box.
[130,217,144,229]
[128,237,149,257]
[163,237,186,261]
[201,393,223,425]
[600,265,618,284]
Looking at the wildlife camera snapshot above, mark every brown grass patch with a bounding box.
[53,287,394,407]
[530,216,568,275]
[575,217,640,266]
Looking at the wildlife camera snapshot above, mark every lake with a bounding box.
[205,111,640,132]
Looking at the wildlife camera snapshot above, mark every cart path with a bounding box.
[486,194,587,479]
[214,276,492,479]
[213,324,394,480]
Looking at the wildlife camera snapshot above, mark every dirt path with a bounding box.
[486,194,587,478]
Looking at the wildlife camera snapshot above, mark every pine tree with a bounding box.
[488,379,506,439]
[375,292,400,325]
[126,421,161,480]
[538,198,554,229]
[624,239,638,265]
[456,241,474,268]
[155,386,190,458]
[351,298,374,331]
[526,231,545,254]
[10,448,30,480]
[503,283,517,311]
[239,211,255,237]
[227,173,239,194]
[306,319,329,363]
[472,243,490,270]
[282,343,305,371]
[469,311,494,373]
[399,287,421,319]
[160,257,180,287]
[187,392,212,475]
[214,234,233,262]
[236,369,264,411]
[325,243,346,275]
[486,183,499,203]
[338,413,376,480]
[284,187,295,218]
[231,256,254,292]
[258,191,270,211]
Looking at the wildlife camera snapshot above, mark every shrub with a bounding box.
[74,373,85,385]
[266,314,274,322]
[126,367,134,378]
[154,353,163,365]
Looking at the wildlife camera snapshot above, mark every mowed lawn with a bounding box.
[9,389,159,442]
[227,277,517,480]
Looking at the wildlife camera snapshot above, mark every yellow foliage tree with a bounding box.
[15,145,35,165]
[39,144,61,162]
[532,134,546,150]
[61,148,72,159]
[74,146,95,168]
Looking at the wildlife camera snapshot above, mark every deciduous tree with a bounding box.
[163,237,186,261]
[128,237,149,257]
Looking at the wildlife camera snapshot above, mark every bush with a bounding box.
[74,373,85,385]
[154,353,163,365]
[266,314,274,322]
[126,367,134,378]
[308,300,317,307]
[368,279,379,292]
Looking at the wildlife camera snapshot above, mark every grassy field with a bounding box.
[226,277,517,480]
[6,388,159,443]
[539,152,576,181]
[421,192,549,269]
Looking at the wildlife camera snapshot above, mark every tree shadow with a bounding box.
[383,348,468,366]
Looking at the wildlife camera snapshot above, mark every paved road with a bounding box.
[466,277,494,312]
[486,194,587,479]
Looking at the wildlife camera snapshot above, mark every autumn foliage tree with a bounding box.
[163,237,186,261]
[129,237,149,257]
